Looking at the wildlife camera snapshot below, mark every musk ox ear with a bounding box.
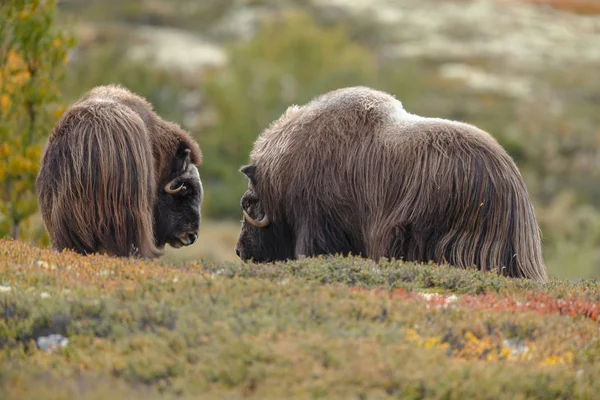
[240,164,257,185]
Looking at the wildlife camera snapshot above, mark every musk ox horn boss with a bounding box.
[36,84,203,258]
[235,86,547,282]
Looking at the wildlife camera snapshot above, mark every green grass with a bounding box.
[0,239,599,399]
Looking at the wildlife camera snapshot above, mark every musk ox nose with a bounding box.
[187,233,197,245]
[235,243,243,259]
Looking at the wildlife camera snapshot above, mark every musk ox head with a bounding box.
[235,165,294,263]
[234,86,547,282]
[36,84,203,258]
[154,144,203,249]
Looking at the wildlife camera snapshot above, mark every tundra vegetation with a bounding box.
[1,239,599,399]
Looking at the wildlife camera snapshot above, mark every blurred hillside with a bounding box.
[12,0,600,278]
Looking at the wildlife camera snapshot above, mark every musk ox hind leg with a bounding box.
[36,99,161,259]
[385,141,548,282]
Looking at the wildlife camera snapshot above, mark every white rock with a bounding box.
[37,334,69,353]
[36,260,57,270]
[418,292,459,307]
[503,338,531,359]
[445,294,458,303]
[419,292,438,301]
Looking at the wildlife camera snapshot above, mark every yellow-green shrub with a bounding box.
[0,0,75,242]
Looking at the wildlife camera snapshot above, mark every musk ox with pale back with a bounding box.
[36,85,203,258]
[235,86,547,281]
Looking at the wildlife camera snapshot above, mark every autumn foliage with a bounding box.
[0,0,75,241]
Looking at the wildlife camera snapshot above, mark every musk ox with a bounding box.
[36,84,203,258]
[235,86,548,281]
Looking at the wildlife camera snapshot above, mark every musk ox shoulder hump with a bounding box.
[305,86,406,118]
[305,86,489,137]
[251,87,420,160]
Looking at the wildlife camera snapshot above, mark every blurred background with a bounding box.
[1,0,599,279]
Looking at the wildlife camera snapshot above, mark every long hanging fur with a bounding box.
[244,86,547,281]
[36,85,201,258]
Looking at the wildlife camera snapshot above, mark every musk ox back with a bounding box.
[235,86,547,282]
[36,85,203,258]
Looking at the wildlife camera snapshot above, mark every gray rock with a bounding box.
[37,334,69,353]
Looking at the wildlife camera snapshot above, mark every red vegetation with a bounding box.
[457,293,600,322]
[350,287,600,323]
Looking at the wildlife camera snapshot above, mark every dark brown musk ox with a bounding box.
[235,86,548,282]
[36,84,203,258]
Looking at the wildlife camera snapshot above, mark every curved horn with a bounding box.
[164,179,184,194]
[243,209,270,228]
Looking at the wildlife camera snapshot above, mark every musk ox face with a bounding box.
[235,165,294,262]
[154,144,203,249]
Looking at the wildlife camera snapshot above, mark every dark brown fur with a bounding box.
[236,86,547,281]
[36,85,203,258]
